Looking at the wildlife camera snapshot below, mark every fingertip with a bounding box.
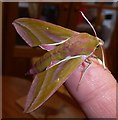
[65,61,116,118]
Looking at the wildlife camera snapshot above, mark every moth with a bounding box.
[12,12,105,113]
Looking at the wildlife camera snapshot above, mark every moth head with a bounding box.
[80,11,106,69]
[96,37,104,46]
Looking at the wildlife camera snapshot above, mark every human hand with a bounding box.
[65,58,116,118]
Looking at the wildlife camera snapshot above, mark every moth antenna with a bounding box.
[80,11,97,37]
[100,45,106,69]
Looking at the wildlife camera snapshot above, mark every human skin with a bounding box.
[65,58,117,118]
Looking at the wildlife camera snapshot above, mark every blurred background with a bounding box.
[1,2,118,119]
[2,2,118,80]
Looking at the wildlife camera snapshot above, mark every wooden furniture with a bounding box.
[106,17,118,79]
[2,76,85,118]
[2,2,118,79]
[2,76,33,118]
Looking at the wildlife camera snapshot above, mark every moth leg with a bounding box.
[90,55,98,59]
[90,55,107,69]
[76,58,92,90]
[91,46,106,69]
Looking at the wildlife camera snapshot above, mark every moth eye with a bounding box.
[96,45,100,49]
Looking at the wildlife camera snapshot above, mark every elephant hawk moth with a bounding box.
[12,12,105,113]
